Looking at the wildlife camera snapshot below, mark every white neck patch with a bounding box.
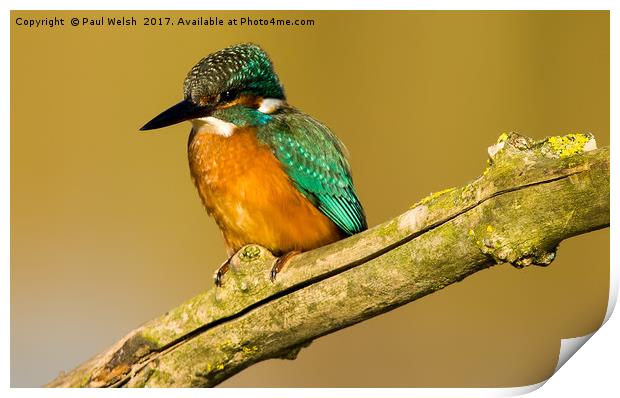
[189,98,283,137]
[257,98,284,114]
[191,117,236,138]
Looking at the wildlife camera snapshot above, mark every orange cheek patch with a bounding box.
[197,95,218,106]
[196,94,262,110]
[218,94,262,110]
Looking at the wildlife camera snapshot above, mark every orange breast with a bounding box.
[188,126,344,256]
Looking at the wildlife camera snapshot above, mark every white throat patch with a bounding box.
[189,98,283,137]
[257,98,284,114]
[191,117,236,138]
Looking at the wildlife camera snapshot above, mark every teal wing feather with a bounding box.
[257,110,367,235]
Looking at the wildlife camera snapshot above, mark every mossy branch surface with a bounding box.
[47,132,610,388]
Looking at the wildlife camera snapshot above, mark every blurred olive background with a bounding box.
[10,11,609,387]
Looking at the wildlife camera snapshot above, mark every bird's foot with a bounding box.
[270,251,300,282]
[214,256,232,287]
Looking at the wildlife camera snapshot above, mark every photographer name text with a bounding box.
[14,15,315,29]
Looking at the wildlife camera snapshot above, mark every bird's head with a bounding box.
[140,43,285,134]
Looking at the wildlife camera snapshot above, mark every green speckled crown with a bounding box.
[183,43,285,103]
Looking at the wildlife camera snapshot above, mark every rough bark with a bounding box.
[47,132,610,388]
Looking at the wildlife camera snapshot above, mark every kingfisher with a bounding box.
[140,43,367,286]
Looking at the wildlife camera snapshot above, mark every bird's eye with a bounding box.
[220,90,237,102]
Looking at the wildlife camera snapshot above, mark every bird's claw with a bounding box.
[214,258,231,287]
[270,251,300,282]
[269,266,279,282]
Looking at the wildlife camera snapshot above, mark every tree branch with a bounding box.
[47,132,610,388]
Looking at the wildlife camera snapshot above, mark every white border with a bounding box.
[3,1,617,397]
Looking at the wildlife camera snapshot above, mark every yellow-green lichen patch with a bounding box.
[138,330,164,348]
[497,132,509,143]
[411,187,456,208]
[435,222,463,247]
[78,372,91,387]
[148,369,173,386]
[460,183,477,202]
[375,219,398,238]
[206,362,224,373]
[239,245,261,262]
[241,345,259,356]
[545,133,591,158]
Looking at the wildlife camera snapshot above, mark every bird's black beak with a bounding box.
[140,99,213,131]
